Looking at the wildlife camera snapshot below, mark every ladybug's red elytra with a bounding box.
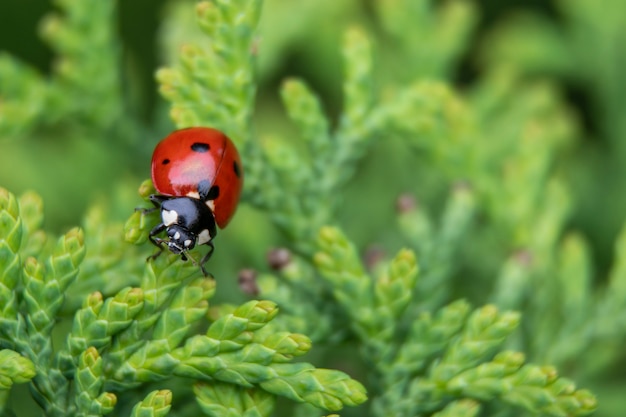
[146,127,243,275]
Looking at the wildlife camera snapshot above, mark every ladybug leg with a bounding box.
[149,194,172,206]
[147,223,167,261]
[199,241,215,277]
[136,194,172,214]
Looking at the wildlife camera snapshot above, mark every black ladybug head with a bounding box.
[166,225,196,254]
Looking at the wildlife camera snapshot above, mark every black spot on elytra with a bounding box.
[233,161,241,177]
[208,186,220,200]
[162,158,170,165]
[191,142,210,152]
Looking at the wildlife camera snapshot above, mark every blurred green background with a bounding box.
[0,0,620,280]
[0,0,572,229]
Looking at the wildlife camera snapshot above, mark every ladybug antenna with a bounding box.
[184,249,214,277]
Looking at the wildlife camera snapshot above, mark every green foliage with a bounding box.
[1,0,626,416]
[0,0,124,136]
[0,186,365,416]
[314,228,595,417]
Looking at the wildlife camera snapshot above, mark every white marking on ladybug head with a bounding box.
[205,200,215,211]
[174,231,181,240]
[184,239,193,247]
[197,229,211,245]
[186,191,200,199]
[162,209,178,226]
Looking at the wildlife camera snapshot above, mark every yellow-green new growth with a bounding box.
[75,347,116,417]
[0,188,22,339]
[0,349,36,389]
[130,390,172,417]
[114,299,366,411]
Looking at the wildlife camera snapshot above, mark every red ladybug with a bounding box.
[146,127,243,275]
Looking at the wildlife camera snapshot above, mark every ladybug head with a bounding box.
[166,225,196,254]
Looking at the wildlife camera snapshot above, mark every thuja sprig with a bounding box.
[112,300,366,411]
[374,0,477,79]
[315,226,418,356]
[22,229,86,415]
[314,226,596,417]
[156,0,260,138]
[245,28,377,253]
[108,277,214,385]
[124,179,160,248]
[75,347,116,417]
[0,54,50,136]
[39,0,122,129]
[253,256,339,342]
[0,187,88,416]
[444,353,597,415]
[0,188,23,344]
[0,0,123,136]
[105,254,200,374]
[396,186,476,311]
[0,349,36,413]
[60,288,144,372]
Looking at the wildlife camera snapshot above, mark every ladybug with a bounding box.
[146,127,243,275]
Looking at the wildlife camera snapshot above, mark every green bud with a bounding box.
[76,347,104,411]
[340,27,373,136]
[125,210,150,245]
[101,287,145,333]
[540,366,559,385]
[87,291,104,310]
[0,187,23,254]
[281,78,329,148]
[131,390,172,417]
[0,186,23,327]
[138,179,156,200]
[48,227,85,292]
[0,350,36,388]
[22,257,53,333]
[0,188,20,218]
[235,300,279,330]
[493,350,525,373]
[17,191,43,235]
[171,277,216,309]
[375,248,418,320]
[262,332,312,361]
[196,1,220,35]
[81,346,100,369]
[548,377,576,396]
[466,305,520,341]
[573,389,597,413]
[97,392,117,415]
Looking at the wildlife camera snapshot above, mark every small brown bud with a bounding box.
[514,249,533,267]
[267,247,292,270]
[238,268,259,296]
[363,245,386,270]
[396,193,417,214]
